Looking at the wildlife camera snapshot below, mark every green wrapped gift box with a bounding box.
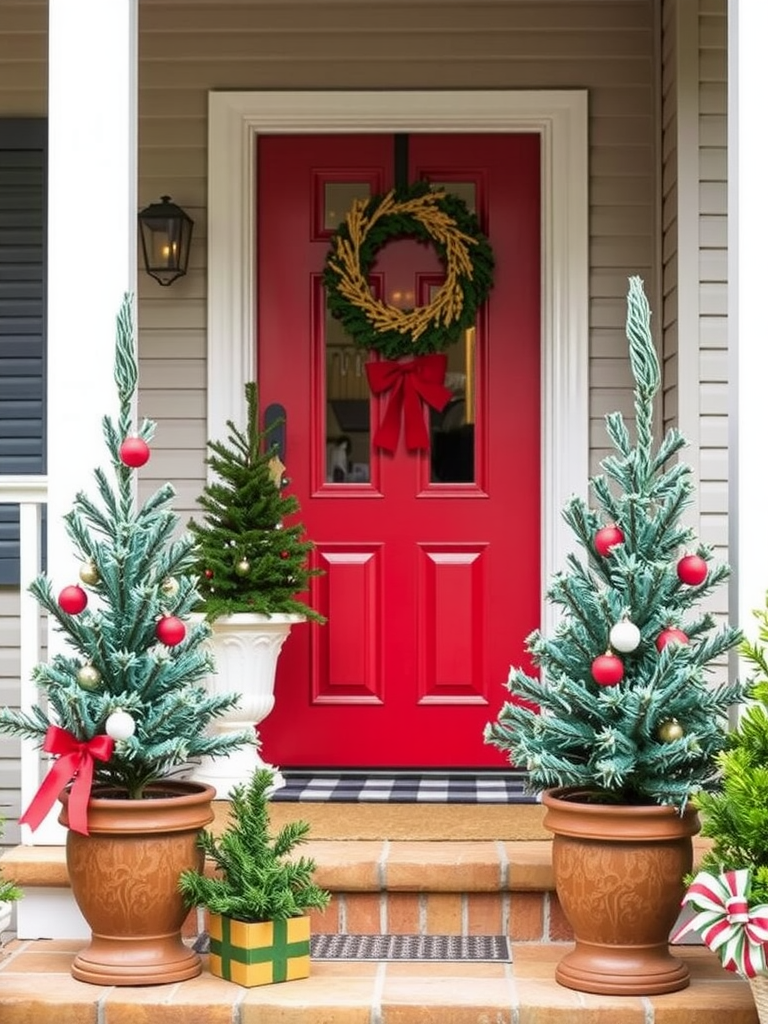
[208,913,311,987]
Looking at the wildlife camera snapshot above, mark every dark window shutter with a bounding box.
[0,119,47,585]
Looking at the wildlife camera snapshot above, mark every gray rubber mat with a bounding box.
[310,933,512,962]
[194,931,512,962]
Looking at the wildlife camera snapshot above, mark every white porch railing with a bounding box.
[0,475,52,845]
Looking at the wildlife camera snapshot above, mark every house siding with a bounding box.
[0,0,726,846]
[660,0,680,444]
[137,0,660,489]
[698,0,728,599]
[661,0,728,623]
[0,118,47,589]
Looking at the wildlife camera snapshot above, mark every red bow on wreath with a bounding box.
[19,724,114,836]
[365,353,452,453]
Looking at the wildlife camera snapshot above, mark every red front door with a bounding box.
[257,133,540,767]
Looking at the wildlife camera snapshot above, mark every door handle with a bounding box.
[264,403,287,463]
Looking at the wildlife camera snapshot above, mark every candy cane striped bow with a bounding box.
[671,869,768,977]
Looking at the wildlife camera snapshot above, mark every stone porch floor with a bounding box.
[0,804,755,1022]
[0,937,758,1024]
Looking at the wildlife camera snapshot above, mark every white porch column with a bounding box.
[29,1,138,848]
[47,0,138,608]
[729,2,768,647]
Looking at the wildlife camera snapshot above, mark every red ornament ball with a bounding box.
[591,652,624,687]
[677,554,708,586]
[58,584,88,615]
[119,437,150,468]
[595,525,625,557]
[155,615,186,646]
[204,568,214,579]
[280,550,290,559]
[656,627,689,651]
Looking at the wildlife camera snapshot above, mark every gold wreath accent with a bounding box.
[327,189,479,343]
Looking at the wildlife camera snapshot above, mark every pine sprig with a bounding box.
[690,599,768,905]
[485,277,743,809]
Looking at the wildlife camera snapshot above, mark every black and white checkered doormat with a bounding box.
[270,771,535,804]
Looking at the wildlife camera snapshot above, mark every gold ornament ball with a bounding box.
[76,664,102,691]
[79,560,100,586]
[657,719,684,742]
[161,576,180,598]
[235,559,251,576]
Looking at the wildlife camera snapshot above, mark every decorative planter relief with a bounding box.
[543,786,700,996]
[60,780,215,986]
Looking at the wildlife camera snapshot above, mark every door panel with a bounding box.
[256,133,540,767]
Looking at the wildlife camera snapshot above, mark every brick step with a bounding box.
[1,835,752,1024]
[2,834,714,944]
[303,838,570,942]
[1,837,570,943]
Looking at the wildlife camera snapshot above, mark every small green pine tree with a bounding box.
[0,296,249,800]
[0,874,21,904]
[693,601,768,905]
[178,767,331,921]
[188,383,324,622]
[485,277,744,810]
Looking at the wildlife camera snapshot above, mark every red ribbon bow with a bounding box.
[365,353,452,453]
[19,725,115,836]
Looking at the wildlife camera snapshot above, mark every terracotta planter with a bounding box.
[191,612,303,796]
[542,786,700,996]
[208,913,311,986]
[59,780,215,986]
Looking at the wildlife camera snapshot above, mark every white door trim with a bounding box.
[207,89,589,636]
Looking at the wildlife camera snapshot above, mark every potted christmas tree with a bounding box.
[187,383,324,795]
[672,599,768,1022]
[0,296,250,986]
[484,276,744,996]
[178,766,330,987]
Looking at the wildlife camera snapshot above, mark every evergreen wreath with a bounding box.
[324,181,494,360]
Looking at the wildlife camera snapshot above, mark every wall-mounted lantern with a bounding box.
[138,196,193,286]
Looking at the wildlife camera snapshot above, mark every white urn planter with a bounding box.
[191,613,304,797]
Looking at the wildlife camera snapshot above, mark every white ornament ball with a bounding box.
[609,620,641,653]
[105,710,136,741]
